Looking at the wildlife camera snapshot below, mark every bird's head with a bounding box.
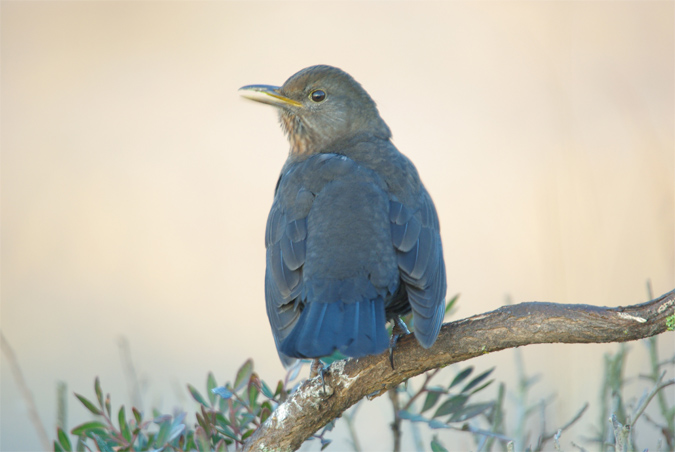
[239,65,391,156]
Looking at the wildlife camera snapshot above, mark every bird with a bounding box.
[239,65,447,368]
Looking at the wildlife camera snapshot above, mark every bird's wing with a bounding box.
[264,198,307,367]
[390,191,447,348]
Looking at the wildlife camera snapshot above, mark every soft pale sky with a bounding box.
[1,2,673,451]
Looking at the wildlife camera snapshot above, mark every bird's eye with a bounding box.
[309,90,326,103]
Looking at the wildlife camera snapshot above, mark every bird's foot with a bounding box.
[310,358,332,396]
[389,317,411,370]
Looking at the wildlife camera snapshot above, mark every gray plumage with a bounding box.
[240,65,446,367]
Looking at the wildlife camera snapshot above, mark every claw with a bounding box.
[389,317,411,370]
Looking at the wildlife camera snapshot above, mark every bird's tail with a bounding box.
[279,298,389,359]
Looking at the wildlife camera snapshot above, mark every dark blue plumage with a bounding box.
[240,65,447,367]
[280,298,389,359]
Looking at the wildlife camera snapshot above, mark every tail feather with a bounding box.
[280,298,389,359]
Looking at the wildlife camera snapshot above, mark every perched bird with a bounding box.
[239,65,447,367]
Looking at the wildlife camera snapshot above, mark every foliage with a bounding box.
[54,359,306,452]
[53,290,673,451]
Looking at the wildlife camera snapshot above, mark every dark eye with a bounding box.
[309,90,326,103]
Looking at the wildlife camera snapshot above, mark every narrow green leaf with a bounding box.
[215,412,231,428]
[248,383,259,409]
[428,419,449,429]
[104,394,111,418]
[218,394,228,412]
[261,401,273,416]
[470,379,494,395]
[70,421,107,437]
[74,394,102,416]
[397,410,427,423]
[215,439,229,452]
[188,384,210,407]
[54,440,65,452]
[431,435,449,452]
[200,406,214,436]
[92,434,114,452]
[118,406,131,442]
[167,424,186,443]
[195,427,210,452]
[242,429,255,440]
[260,381,275,399]
[448,402,494,423]
[433,394,468,418]
[462,368,495,393]
[275,380,284,398]
[153,417,171,446]
[145,432,156,448]
[57,427,72,452]
[239,412,256,429]
[75,437,86,452]
[426,385,447,393]
[260,407,271,424]
[421,391,442,414]
[207,372,218,406]
[168,412,187,444]
[94,377,104,407]
[196,412,206,431]
[448,367,473,389]
[132,407,142,425]
[154,414,171,424]
[173,411,187,426]
[234,359,254,392]
[444,293,460,316]
[215,424,238,441]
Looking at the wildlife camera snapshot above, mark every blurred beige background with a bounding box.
[1,2,673,451]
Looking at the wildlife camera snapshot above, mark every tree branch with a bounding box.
[243,288,675,452]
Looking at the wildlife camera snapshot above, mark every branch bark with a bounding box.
[243,288,675,452]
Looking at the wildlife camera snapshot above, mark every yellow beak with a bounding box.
[238,85,303,108]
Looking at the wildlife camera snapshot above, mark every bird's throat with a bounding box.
[280,112,315,157]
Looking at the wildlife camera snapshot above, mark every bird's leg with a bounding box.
[310,358,328,393]
[389,317,411,370]
[309,358,322,378]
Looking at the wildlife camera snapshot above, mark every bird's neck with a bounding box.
[280,112,391,160]
[285,132,393,168]
[288,131,314,157]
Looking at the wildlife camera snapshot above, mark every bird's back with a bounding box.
[265,136,446,365]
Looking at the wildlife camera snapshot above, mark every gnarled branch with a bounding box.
[243,289,675,452]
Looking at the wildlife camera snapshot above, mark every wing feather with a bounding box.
[265,202,308,366]
[390,193,447,348]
